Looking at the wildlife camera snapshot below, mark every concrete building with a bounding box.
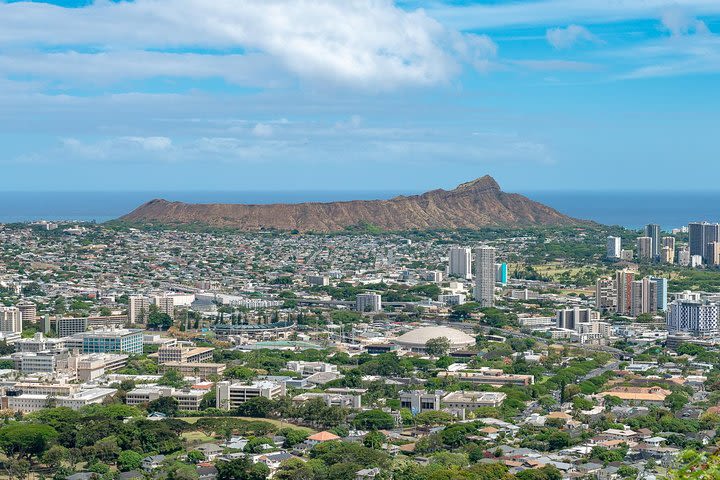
[356,293,382,313]
[292,392,361,409]
[708,242,720,266]
[306,275,330,286]
[16,302,36,325]
[644,224,661,259]
[667,300,719,337]
[2,388,117,413]
[595,278,617,313]
[616,269,635,316]
[399,390,442,413]
[689,222,720,264]
[15,332,65,353]
[494,263,507,285]
[76,328,143,354]
[56,317,88,337]
[158,362,226,378]
[442,391,506,409]
[393,326,476,353]
[438,294,466,306]
[216,381,286,410]
[152,295,175,320]
[126,386,205,411]
[129,295,150,324]
[474,246,495,307]
[662,237,676,263]
[556,307,599,330]
[0,306,22,334]
[637,236,653,261]
[437,369,534,386]
[157,345,214,364]
[607,236,622,260]
[286,361,338,376]
[678,248,691,267]
[448,246,472,279]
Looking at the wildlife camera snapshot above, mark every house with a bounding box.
[117,471,144,480]
[142,455,166,471]
[356,467,381,480]
[193,443,224,461]
[223,436,248,451]
[67,474,95,480]
[254,451,294,470]
[306,431,341,445]
[197,464,218,480]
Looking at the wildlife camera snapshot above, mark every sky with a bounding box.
[1,0,719,193]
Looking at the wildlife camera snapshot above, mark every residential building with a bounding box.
[667,300,720,337]
[606,236,621,260]
[0,306,22,334]
[16,302,36,325]
[356,293,382,313]
[616,269,635,315]
[473,246,495,307]
[152,295,175,319]
[129,295,150,324]
[708,242,720,266]
[637,236,652,261]
[595,278,617,312]
[662,237,676,263]
[689,222,720,264]
[448,246,472,279]
[556,307,598,330]
[678,248,691,266]
[438,294,466,306]
[644,223,661,259]
[306,275,330,286]
[494,263,507,285]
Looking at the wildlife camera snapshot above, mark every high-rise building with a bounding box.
[615,269,635,316]
[474,246,496,307]
[152,295,175,320]
[448,247,472,280]
[556,307,598,330]
[708,242,720,266]
[494,263,507,285]
[606,236,622,260]
[644,224,661,259]
[630,276,668,317]
[661,246,675,264]
[595,278,617,313]
[0,307,22,334]
[16,302,37,325]
[678,248,691,267]
[129,296,150,324]
[630,280,647,317]
[637,236,653,261]
[667,300,719,337]
[650,276,668,312]
[689,222,720,264]
[356,293,382,313]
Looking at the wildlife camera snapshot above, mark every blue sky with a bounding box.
[1,0,719,192]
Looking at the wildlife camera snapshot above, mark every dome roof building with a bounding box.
[393,326,476,353]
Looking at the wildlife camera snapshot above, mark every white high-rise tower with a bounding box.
[448,247,472,280]
[474,246,496,307]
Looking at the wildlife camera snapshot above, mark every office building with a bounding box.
[129,295,150,324]
[399,390,442,413]
[494,263,508,285]
[216,381,286,410]
[474,246,496,307]
[76,328,143,354]
[667,300,720,337]
[442,391,506,409]
[15,333,65,353]
[607,236,622,260]
[0,306,22,334]
[356,293,382,313]
[448,246,472,279]
[158,345,214,364]
[637,236,653,261]
[158,362,226,378]
[126,386,205,411]
[644,224,661,259]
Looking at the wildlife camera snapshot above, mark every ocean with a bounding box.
[0,190,717,230]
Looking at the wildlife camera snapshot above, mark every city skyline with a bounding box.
[1,0,719,192]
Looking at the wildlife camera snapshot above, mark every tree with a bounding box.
[0,423,58,460]
[186,450,205,464]
[158,369,189,388]
[415,410,455,426]
[425,336,452,357]
[665,392,689,412]
[236,396,274,418]
[148,396,180,416]
[353,410,395,430]
[117,450,143,472]
[147,304,173,330]
[363,430,386,449]
[42,444,68,470]
[217,457,270,480]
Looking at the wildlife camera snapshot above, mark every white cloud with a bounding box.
[0,0,497,90]
[251,124,273,137]
[660,9,710,36]
[546,25,600,49]
[122,136,173,151]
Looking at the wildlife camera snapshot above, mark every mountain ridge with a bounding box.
[119,176,588,232]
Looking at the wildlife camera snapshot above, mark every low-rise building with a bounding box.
[399,390,442,413]
[126,385,205,411]
[158,362,226,378]
[216,381,286,410]
[158,345,214,364]
[442,391,506,409]
[437,369,534,386]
